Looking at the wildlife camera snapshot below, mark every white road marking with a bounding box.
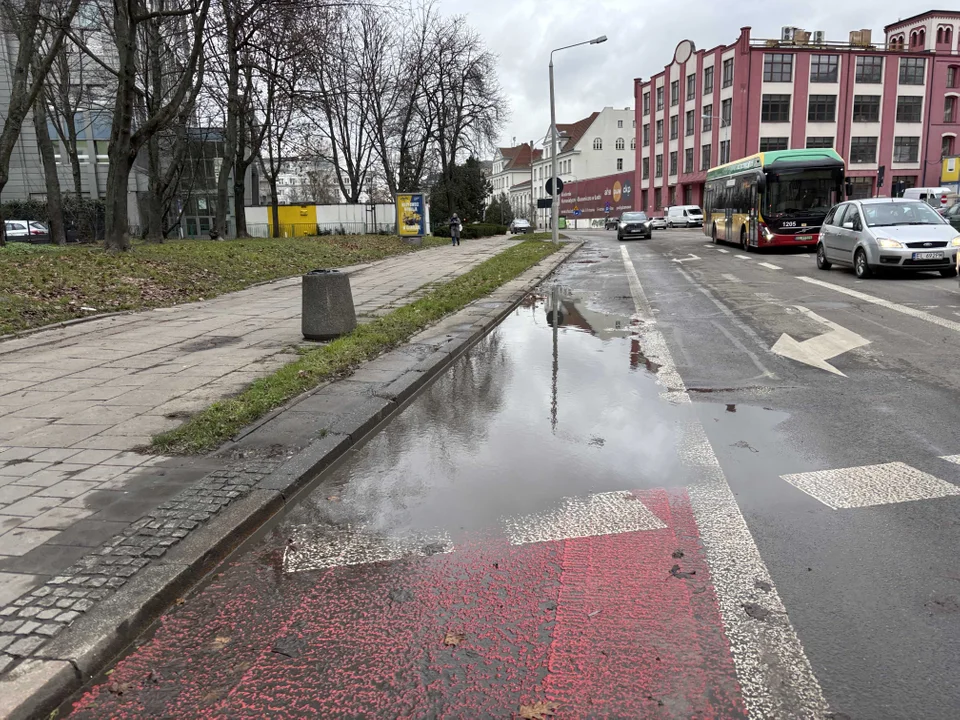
[501,491,666,545]
[721,273,742,283]
[283,526,454,573]
[672,253,701,263]
[619,246,828,718]
[758,262,782,270]
[704,243,714,248]
[717,248,730,254]
[736,254,752,261]
[781,462,960,509]
[941,455,960,465]
[799,276,960,334]
[770,305,870,376]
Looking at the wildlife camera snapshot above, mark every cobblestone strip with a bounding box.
[0,460,280,675]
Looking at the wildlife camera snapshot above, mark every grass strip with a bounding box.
[151,239,560,455]
[0,235,448,336]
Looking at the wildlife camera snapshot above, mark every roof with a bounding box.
[884,10,960,31]
[498,144,541,171]
[510,179,531,190]
[555,112,601,153]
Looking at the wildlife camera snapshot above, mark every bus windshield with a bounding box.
[763,170,840,217]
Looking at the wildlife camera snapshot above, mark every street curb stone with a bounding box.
[0,240,581,720]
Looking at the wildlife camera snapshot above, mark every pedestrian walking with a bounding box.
[449,214,462,246]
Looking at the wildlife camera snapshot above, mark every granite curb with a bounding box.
[0,240,581,720]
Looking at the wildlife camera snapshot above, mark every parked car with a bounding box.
[943,202,960,232]
[604,217,619,230]
[666,205,704,228]
[616,211,653,241]
[816,198,960,279]
[4,220,48,241]
[649,216,667,230]
[509,218,532,234]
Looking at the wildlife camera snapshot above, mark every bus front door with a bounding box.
[724,208,733,242]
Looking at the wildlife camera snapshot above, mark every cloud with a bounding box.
[442,0,905,151]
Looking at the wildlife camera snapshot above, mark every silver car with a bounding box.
[816,198,960,279]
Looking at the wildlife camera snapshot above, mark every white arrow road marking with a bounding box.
[671,253,700,263]
[283,526,453,573]
[770,305,869,376]
[757,262,782,270]
[501,491,666,545]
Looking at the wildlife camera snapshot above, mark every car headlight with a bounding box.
[876,237,903,249]
[951,237,960,247]
[619,222,627,228]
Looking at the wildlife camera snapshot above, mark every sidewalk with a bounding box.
[0,237,520,677]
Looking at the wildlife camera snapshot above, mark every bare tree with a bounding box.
[31,88,67,244]
[0,0,83,246]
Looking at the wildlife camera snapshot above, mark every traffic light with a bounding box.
[877,165,885,189]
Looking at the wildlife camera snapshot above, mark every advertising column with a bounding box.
[396,193,426,244]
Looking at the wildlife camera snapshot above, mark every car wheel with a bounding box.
[816,243,832,270]
[854,248,872,278]
[711,224,719,244]
[617,234,623,242]
[939,268,958,278]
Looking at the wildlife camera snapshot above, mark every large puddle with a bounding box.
[278,285,706,545]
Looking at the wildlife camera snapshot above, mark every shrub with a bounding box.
[0,196,104,243]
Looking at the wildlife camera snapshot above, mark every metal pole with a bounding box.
[550,57,559,244]
[530,138,535,226]
[551,284,559,432]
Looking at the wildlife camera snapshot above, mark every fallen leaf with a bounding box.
[175,598,186,606]
[519,701,560,719]
[107,681,129,696]
[443,632,465,646]
[327,495,340,502]
[210,636,231,650]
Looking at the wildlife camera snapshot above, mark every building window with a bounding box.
[671,80,679,106]
[849,136,878,163]
[759,137,788,151]
[943,136,955,158]
[761,94,790,122]
[593,137,603,150]
[641,189,648,209]
[722,58,733,88]
[670,115,678,140]
[643,124,649,147]
[643,92,650,115]
[687,74,696,100]
[702,104,713,132]
[642,156,650,179]
[701,144,711,171]
[949,67,958,89]
[721,98,732,126]
[896,96,922,122]
[669,186,677,205]
[703,66,714,94]
[654,188,662,210]
[618,119,623,128]
[684,147,694,173]
[684,186,693,204]
[719,139,730,164]
[891,175,916,194]
[946,97,957,124]
[656,119,663,143]
[669,151,678,175]
[852,95,881,122]
[810,54,839,83]
[893,136,919,162]
[630,137,636,150]
[806,136,834,149]
[655,154,663,178]
[656,86,664,110]
[849,177,874,199]
[808,95,837,122]
[899,58,925,85]
[617,158,624,171]
[615,137,625,150]
[686,109,695,136]
[633,119,636,128]
[763,53,793,82]
[855,56,883,84]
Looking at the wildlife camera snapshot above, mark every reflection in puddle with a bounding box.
[280,289,704,543]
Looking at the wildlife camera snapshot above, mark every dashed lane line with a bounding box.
[757,262,782,270]
[798,276,960,334]
[736,255,751,260]
[620,246,827,718]
[717,248,730,254]
[781,462,960,509]
[721,273,742,284]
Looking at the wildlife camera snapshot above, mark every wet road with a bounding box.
[68,230,960,719]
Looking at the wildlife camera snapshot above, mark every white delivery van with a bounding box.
[666,205,704,228]
[902,187,952,210]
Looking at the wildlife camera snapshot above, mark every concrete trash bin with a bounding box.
[301,269,357,340]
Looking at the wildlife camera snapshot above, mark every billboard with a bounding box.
[557,171,635,220]
[396,193,426,236]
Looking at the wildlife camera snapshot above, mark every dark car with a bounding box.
[604,217,618,230]
[616,211,652,241]
[944,203,960,232]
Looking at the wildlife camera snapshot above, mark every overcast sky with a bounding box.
[442,0,914,152]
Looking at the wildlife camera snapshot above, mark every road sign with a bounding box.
[573,205,581,216]
[604,201,611,213]
[537,198,552,209]
[545,177,564,196]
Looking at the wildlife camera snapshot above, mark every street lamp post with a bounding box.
[550,35,607,243]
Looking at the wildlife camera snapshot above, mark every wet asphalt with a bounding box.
[67,229,960,719]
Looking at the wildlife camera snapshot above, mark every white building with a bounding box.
[485,143,540,222]
[260,157,336,205]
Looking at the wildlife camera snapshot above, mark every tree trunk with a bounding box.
[145,134,164,242]
[65,115,84,197]
[32,94,66,245]
[104,151,133,251]
[234,175,247,237]
[270,180,280,238]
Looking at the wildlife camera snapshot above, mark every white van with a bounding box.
[902,187,952,210]
[666,205,704,228]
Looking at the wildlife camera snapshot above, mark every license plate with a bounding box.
[913,251,943,260]
[795,235,813,241]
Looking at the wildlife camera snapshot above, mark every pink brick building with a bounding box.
[633,10,960,214]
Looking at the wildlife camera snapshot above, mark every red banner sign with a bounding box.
[558,171,635,219]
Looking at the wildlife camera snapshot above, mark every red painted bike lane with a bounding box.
[69,489,747,718]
